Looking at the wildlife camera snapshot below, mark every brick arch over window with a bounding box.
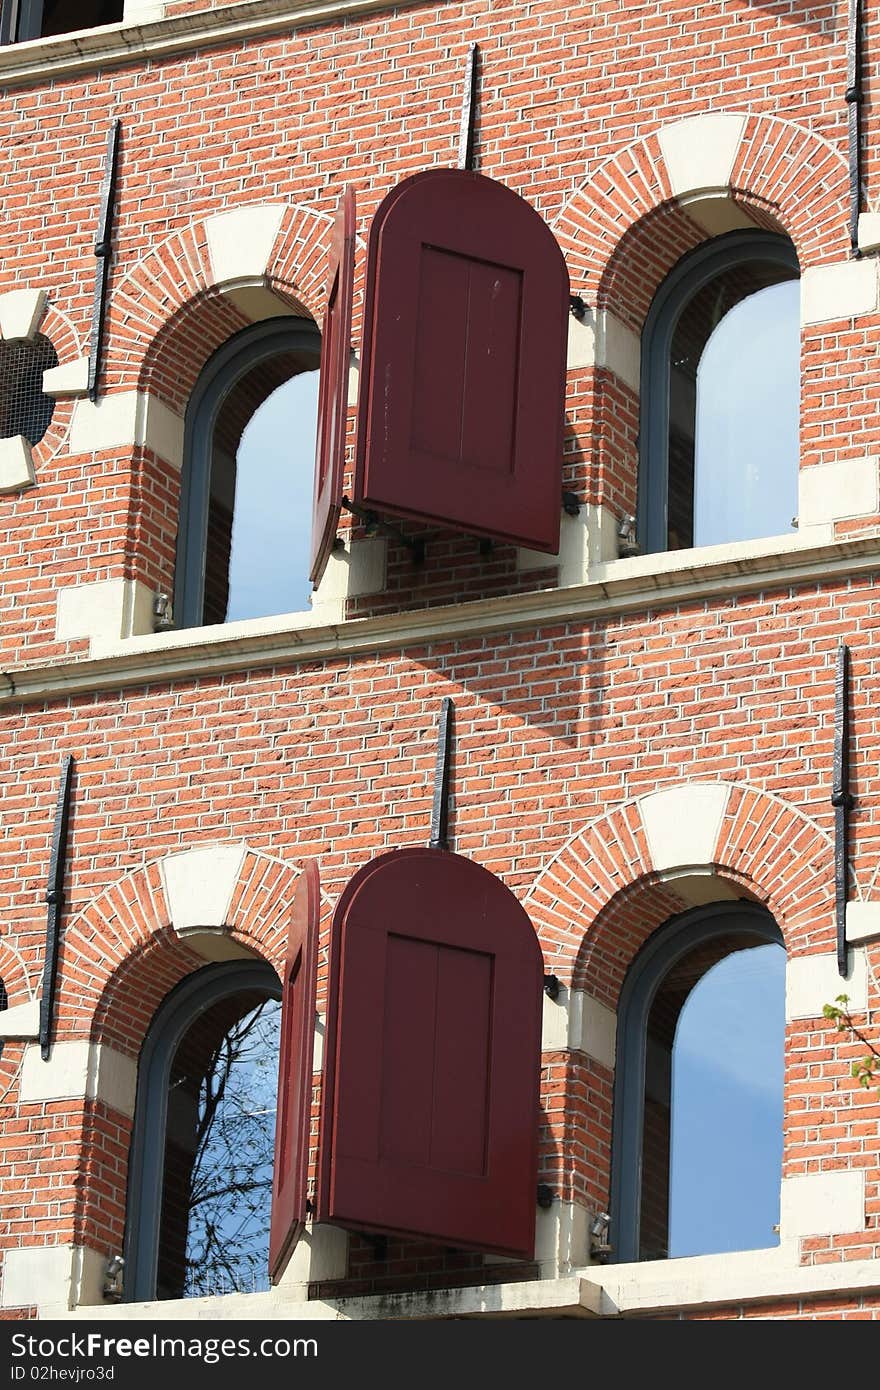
[526,780,838,1006]
[553,115,849,523]
[58,848,328,1263]
[111,201,363,615]
[111,202,344,409]
[55,847,322,1053]
[555,113,850,310]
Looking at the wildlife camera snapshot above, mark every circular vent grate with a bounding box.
[0,334,59,445]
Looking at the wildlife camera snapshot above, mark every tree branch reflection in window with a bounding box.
[157,991,281,1299]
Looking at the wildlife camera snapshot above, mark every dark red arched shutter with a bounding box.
[268,859,321,1283]
[317,848,543,1259]
[309,186,356,586]
[354,169,569,553]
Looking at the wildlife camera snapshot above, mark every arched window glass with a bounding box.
[225,371,319,622]
[668,942,785,1257]
[610,903,785,1263]
[175,319,321,630]
[639,232,800,555]
[125,962,281,1302]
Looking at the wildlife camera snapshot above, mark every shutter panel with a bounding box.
[317,848,543,1259]
[268,859,321,1283]
[309,186,356,586]
[354,169,569,553]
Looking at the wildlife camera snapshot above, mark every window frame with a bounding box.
[175,317,322,630]
[1,1,122,43]
[123,959,281,1303]
[609,900,784,1264]
[637,230,801,556]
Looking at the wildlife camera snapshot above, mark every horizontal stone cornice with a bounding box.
[2,533,879,707]
[0,0,422,87]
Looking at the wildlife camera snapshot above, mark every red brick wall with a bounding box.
[0,0,878,1320]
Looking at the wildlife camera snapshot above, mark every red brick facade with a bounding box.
[0,0,878,1322]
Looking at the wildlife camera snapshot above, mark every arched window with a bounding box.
[175,318,321,629]
[638,231,800,555]
[124,961,281,1302]
[610,902,785,1263]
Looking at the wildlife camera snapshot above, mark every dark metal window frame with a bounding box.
[609,900,784,1264]
[637,230,801,555]
[1,1,43,44]
[1,1,123,44]
[175,317,322,630]
[123,959,280,1304]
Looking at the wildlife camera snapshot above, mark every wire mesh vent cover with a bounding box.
[0,335,58,445]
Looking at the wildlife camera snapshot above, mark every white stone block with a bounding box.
[598,312,641,394]
[1,1245,75,1311]
[639,783,730,872]
[534,1200,592,1277]
[43,355,90,398]
[70,1247,113,1310]
[19,1042,137,1116]
[89,1046,138,1118]
[20,1041,90,1102]
[801,260,879,325]
[678,192,758,239]
[567,310,596,371]
[566,309,640,393]
[798,456,878,527]
[56,578,155,647]
[122,0,164,21]
[221,284,304,324]
[205,204,286,286]
[0,436,35,493]
[69,391,184,468]
[785,948,868,1020]
[658,114,747,197]
[70,392,138,454]
[569,992,617,1070]
[518,504,617,584]
[310,535,387,620]
[0,288,47,342]
[542,987,617,1069]
[846,902,880,945]
[857,212,880,255]
[542,990,568,1052]
[161,842,248,933]
[0,1000,39,1039]
[277,1222,349,1289]
[780,1171,865,1238]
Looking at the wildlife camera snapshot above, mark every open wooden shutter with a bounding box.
[317,848,543,1259]
[354,168,569,553]
[268,859,320,1283]
[309,186,356,586]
